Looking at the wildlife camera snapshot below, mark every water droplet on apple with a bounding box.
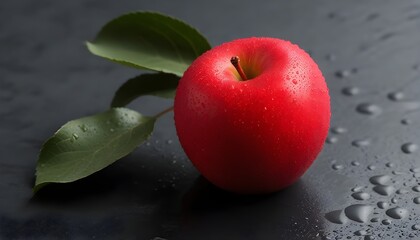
[72,133,79,140]
[401,143,418,154]
[356,103,382,115]
[292,79,298,84]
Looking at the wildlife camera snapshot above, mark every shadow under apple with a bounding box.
[177,176,324,240]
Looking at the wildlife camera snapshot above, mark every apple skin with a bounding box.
[174,37,330,194]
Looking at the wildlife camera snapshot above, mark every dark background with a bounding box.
[1,0,420,239]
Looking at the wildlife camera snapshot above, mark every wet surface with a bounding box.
[1,0,420,239]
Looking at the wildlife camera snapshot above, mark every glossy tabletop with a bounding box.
[1,0,420,239]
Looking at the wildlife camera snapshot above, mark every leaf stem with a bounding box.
[154,106,174,118]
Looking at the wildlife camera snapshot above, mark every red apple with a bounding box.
[174,37,330,194]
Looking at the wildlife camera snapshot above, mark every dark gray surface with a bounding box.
[1,0,420,239]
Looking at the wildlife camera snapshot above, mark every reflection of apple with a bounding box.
[174,37,330,194]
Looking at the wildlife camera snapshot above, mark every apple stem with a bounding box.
[230,56,248,81]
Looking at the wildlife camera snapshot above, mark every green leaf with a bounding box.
[34,108,156,192]
[86,11,211,77]
[111,73,180,108]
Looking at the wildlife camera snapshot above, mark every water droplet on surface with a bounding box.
[401,143,418,154]
[342,86,360,96]
[326,54,336,61]
[412,186,420,192]
[392,170,406,175]
[166,139,173,144]
[386,162,395,168]
[354,230,368,236]
[412,224,420,230]
[110,128,115,132]
[413,197,420,204]
[351,161,360,166]
[373,185,395,196]
[377,201,389,209]
[332,164,344,170]
[401,119,412,125]
[352,192,371,200]
[331,127,347,134]
[325,210,348,224]
[352,186,365,192]
[356,103,382,115]
[371,217,380,222]
[326,136,338,144]
[344,204,373,223]
[370,175,391,185]
[391,197,398,204]
[386,207,408,219]
[387,91,404,101]
[335,70,351,78]
[72,133,79,140]
[151,237,167,240]
[364,235,375,240]
[368,165,376,171]
[292,79,298,84]
[382,219,392,225]
[396,189,409,194]
[410,168,420,173]
[352,139,371,147]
